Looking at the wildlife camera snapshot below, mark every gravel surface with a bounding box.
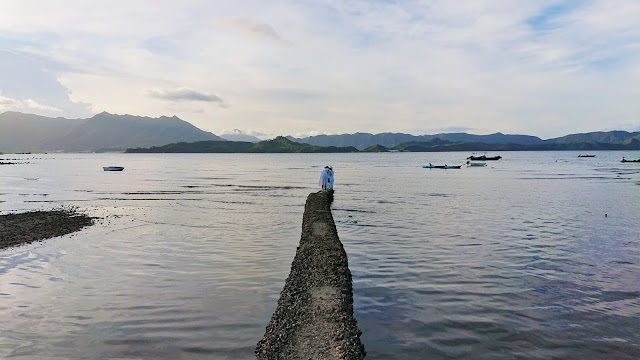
[256,191,366,359]
[0,209,94,250]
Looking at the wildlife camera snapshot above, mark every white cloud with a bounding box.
[0,95,18,106]
[0,92,62,114]
[23,99,63,113]
[147,87,223,103]
[216,17,290,45]
[293,130,332,138]
[221,129,247,135]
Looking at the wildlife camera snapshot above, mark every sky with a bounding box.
[0,0,639,140]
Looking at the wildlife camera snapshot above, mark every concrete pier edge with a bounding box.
[256,191,366,359]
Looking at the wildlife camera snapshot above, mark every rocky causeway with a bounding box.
[256,191,366,359]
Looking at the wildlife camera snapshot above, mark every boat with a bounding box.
[466,161,487,167]
[467,155,501,161]
[422,164,462,169]
[103,166,124,171]
[621,158,640,163]
[578,154,596,157]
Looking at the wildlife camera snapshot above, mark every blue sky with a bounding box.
[0,0,638,139]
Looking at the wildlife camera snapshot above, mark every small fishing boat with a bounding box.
[422,164,462,169]
[578,154,596,157]
[103,166,124,171]
[467,155,501,161]
[466,161,487,167]
[621,157,640,163]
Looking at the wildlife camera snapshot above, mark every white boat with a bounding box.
[103,166,124,171]
[466,162,487,167]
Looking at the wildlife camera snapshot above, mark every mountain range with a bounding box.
[287,132,545,149]
[126,136,640,154]
[288,131,640,150]
[126,136,358,153]
[1,111,639,153]
[384,138,640,152]
[0,111,223,153]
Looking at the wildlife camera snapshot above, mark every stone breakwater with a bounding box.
[256,191,366,359]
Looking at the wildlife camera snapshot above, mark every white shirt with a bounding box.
[319,168,329,186]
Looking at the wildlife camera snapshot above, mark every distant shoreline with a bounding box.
[124,136,640,153]
[0,210,94,250]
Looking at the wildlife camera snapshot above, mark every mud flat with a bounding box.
[256,191,366,359]
[0,209,94,250]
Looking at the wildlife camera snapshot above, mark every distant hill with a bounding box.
[0,111,224,153]
[288,132,544,150]
[0,112,81,153]
[546,131,640,144]
[126,140,254,153]
[361,144,390,152]
[289,131,640,150]
[3,110,638,153]
[126,136,359,153]
[394,138,640,152]
[287,133,416,150]
[127,136,640,153]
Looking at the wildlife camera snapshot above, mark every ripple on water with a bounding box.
[2,152,640,359]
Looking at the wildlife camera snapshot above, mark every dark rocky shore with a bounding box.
[256,191,366,359]
[0,209,94,250]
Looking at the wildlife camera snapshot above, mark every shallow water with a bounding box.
[1,151,639,359]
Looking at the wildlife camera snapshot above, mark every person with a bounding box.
[319,166,330,191]
[327,166,334,191]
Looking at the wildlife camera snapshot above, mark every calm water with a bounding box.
[1,151,639,359]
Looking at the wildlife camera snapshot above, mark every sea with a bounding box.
[1,151,639,359]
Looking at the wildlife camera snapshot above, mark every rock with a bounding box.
[0,209,94,250]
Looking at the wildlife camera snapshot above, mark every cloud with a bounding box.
[294,131,331,138]
[220,128,266,136]
[0,95,16,105]
[0,1,638,138]
[216,17,290,45]
[428,126,477,134]
[0,50,92,117]
[23,99,63,112]
[0,92,62,114]
[217,128,265,142]
[146,87,223,103]
[221,129,246,135]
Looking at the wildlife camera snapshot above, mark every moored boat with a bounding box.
[621,157,640,163]
[103,166,124,171]
[422,164,461,169]
[467,155,501,161]
[578,154,596,157]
